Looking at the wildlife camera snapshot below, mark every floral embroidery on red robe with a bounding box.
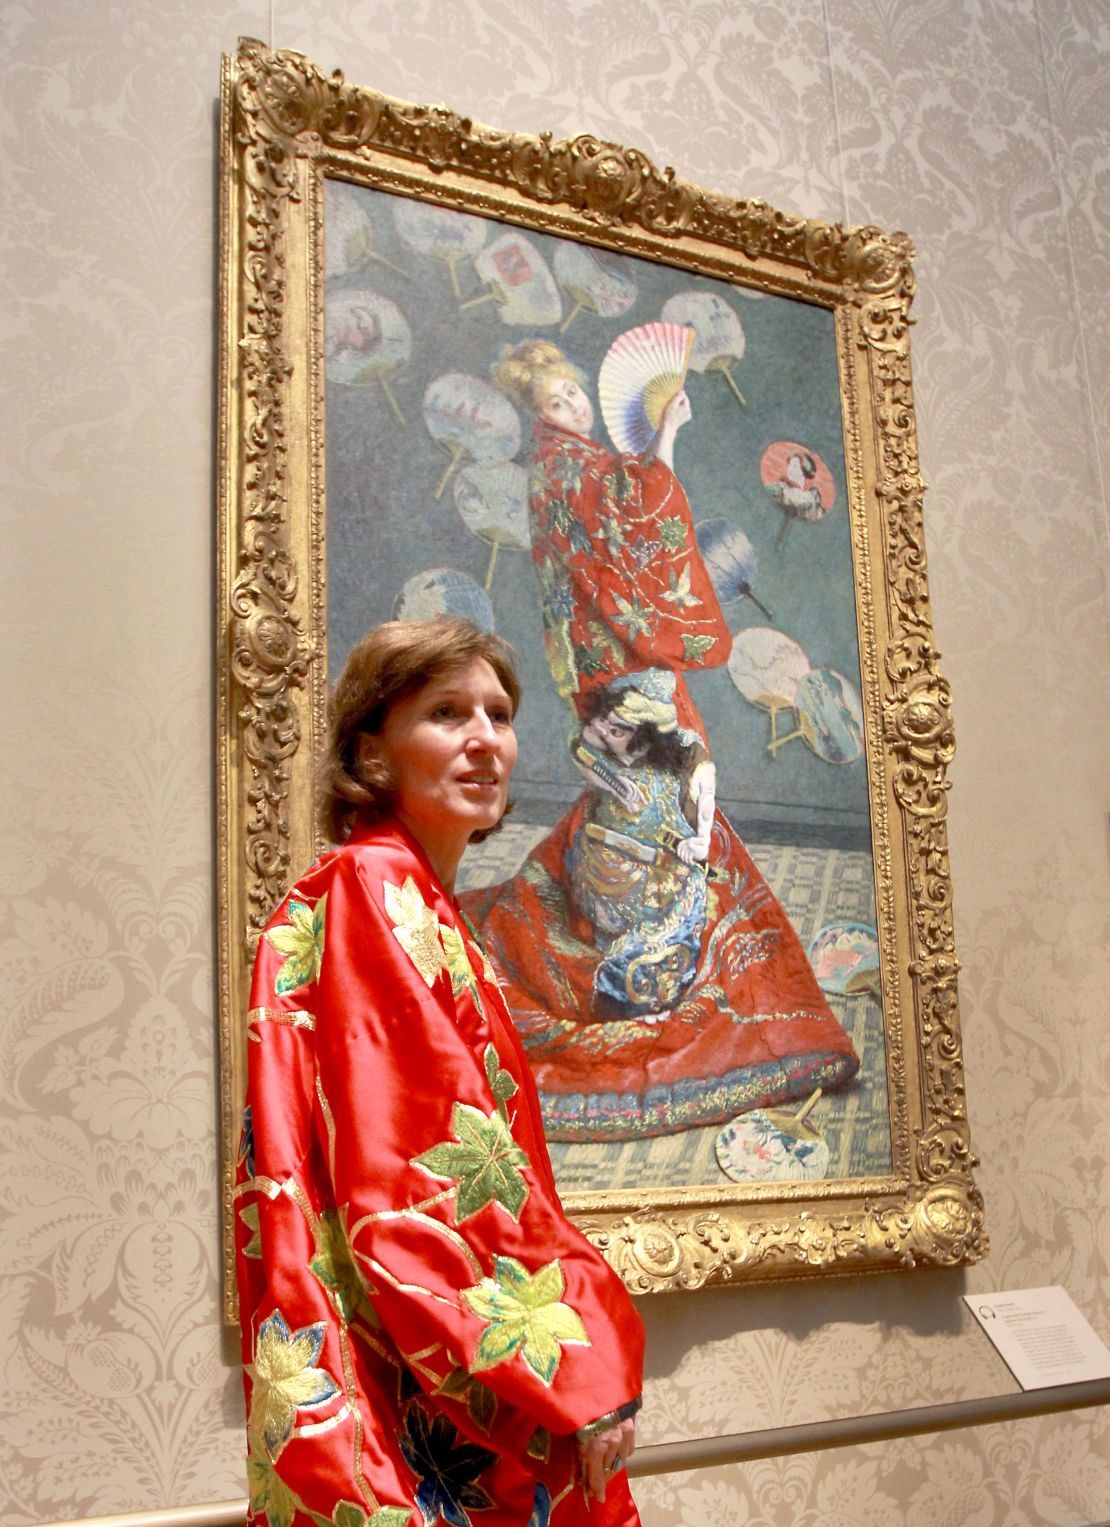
[236,818,644,1527]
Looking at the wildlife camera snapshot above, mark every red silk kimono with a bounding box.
[463,419,859,1138]
[235,818,644,1527]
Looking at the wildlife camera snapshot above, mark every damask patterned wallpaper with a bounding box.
[2,1,1107,1524]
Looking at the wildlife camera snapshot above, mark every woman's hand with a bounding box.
[577,1416,637,1501]
[655,388,691,469]
[661,388,692,431]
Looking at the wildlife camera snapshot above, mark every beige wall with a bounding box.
[3,1,1108,1522]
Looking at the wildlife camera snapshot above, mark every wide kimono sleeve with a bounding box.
[256,838,644,1444]
[529,424,731,703]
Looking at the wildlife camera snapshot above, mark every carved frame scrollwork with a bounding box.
[216,38,985,1321]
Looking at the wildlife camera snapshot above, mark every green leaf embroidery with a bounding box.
[438,1367,499,1433]
[384,877,446,988]
[413,1102,530,1222]
[331,1504,410,1527]
[659,515,688,550]
[526,1425,551,1462]
[266,894,327,995]
[239,1200,262,1260]
[462,1256,589,1386]
[440,923,483,1014]
[682,632,716,660]
[309,1209,376,1326]
[483,1043,518,1116]
[247,1447,298,1527]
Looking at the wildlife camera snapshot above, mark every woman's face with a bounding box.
[538,374,594,436]
[364,659,518,851]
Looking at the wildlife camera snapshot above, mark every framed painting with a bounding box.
[216,38,985,1320]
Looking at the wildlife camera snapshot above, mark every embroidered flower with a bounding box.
[611,591,652,641]
[462,1256,589,1386]
[265,894,327,994]
[659,515,688,550]
[399,1401,495,1527]
[384,877,447,988]
[247,1309,341,1458]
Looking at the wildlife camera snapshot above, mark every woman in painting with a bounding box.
[235,617,643,1527]
[463,340,859,1142]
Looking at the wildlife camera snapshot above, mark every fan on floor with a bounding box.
[598,321,695,455]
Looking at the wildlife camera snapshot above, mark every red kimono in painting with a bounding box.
[235,818,644,1527]
[464,419,859,1138]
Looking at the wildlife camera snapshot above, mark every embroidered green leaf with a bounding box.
[682,632,716,660]
[483,1043,518,1114]
[248,1310,341,1458]
[439,923,483,1014]
[462,1256,589,1386]
[247,1447,298,1527]
[659,516,688,550]
[239,1200,262,1260]
[331,1504,410,1527]
[438,1367,499,1433]
[309,1209,375,1325]
[384,876,446,988]
[266,894,327,994]
[526,1425,551,1462]
[413,1102,530,1222]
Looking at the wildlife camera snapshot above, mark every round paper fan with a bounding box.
[598,321,695,455]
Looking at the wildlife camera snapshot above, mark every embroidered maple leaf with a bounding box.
[384,877,446,988]
[412,1102,530,1222]
[247,1310,340,1458]
[462,1256,590,1386]
[611,591,652,641]
[265,895,327,994]
[399,1403,495,1527]
[682,632,717,660]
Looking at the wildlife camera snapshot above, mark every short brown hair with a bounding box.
[317,617,522,844]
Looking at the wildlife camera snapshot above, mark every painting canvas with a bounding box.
[324,181,889,1198]
[217,39,985,1313]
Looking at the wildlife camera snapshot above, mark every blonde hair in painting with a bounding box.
[491,340,585,413]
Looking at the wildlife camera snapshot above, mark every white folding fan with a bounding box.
[598,321,695,455]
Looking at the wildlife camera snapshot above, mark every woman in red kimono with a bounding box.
[235,617,644,1527]
[464,341,858,1139]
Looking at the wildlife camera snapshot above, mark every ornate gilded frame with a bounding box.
[216,37,985,1322]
